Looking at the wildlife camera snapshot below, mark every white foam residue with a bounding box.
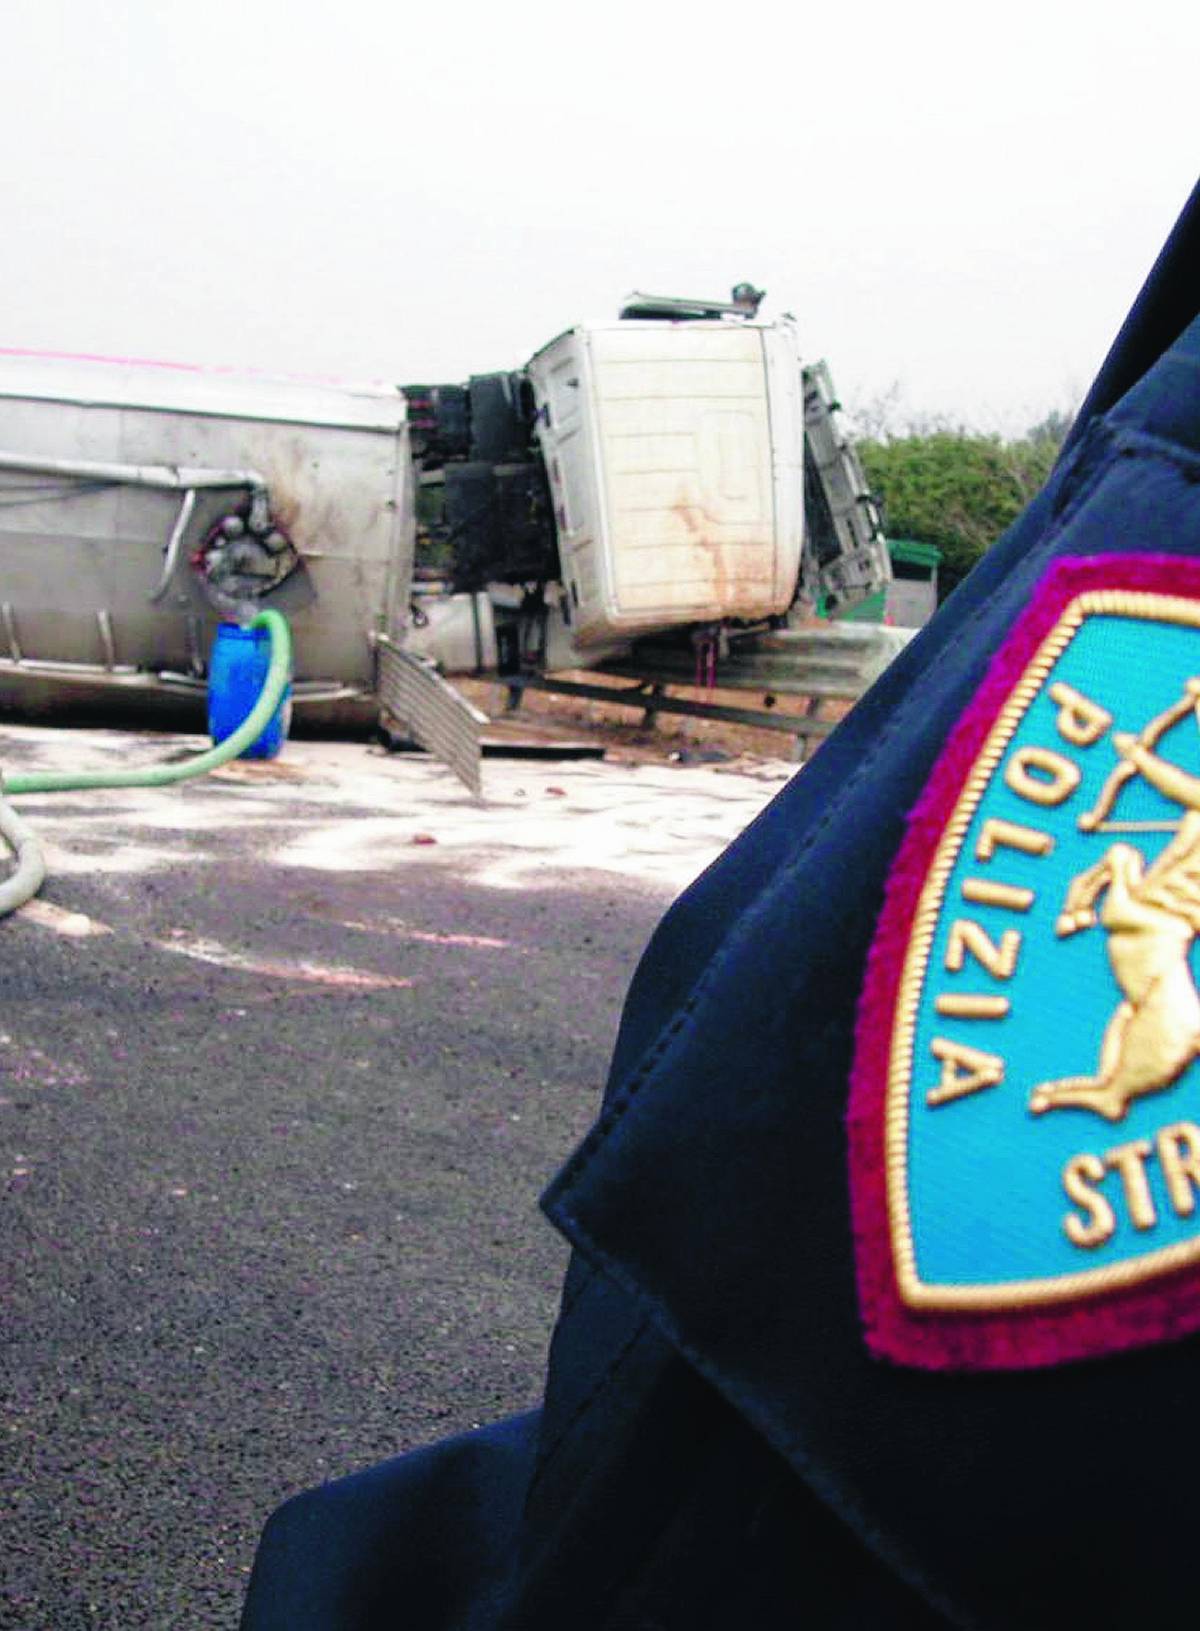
[1,727,789,895]
[155,932,413,990]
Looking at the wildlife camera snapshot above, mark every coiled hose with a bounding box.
[0,609,292,916]
[0,800,46,917]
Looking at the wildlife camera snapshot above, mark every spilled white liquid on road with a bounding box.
[1,727,793,897]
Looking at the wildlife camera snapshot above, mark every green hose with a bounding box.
[0,799,46,915]
[3,610,292,796]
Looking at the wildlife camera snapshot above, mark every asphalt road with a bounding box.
[0,728,786,1629]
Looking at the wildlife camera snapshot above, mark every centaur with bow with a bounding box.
[1030,677,1200,1122]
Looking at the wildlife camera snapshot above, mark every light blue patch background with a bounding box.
[909,612,1200,1288]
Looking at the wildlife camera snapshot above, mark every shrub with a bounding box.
[858,431,1062,598]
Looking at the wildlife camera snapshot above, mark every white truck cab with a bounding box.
[526,316,805,647]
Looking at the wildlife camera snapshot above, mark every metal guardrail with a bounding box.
[605,625,910,697]
[509,673,820,739]
[509,622,913,760]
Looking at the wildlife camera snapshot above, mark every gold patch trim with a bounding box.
[887,588,1200,1311]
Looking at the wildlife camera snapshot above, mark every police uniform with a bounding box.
[242,179,1200,1630]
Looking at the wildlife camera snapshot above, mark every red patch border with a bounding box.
[848,553,1200,1370]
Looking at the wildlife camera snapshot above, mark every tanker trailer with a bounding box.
[0,350,435,736]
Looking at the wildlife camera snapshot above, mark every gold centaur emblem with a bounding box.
[1031,680,1200,1122]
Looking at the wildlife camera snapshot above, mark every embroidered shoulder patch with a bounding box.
[850,555,1200,1370]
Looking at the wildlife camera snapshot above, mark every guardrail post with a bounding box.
[641,683,664,730]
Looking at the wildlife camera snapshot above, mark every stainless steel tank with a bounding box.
[0,350,416,725]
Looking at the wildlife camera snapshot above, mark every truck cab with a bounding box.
[404,290,891,676]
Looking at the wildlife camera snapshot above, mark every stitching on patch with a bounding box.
[849,551,1200,1370]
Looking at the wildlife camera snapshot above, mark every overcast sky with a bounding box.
[1,0,1195,436]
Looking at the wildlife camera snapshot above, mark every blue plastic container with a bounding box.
[207,622,291,760]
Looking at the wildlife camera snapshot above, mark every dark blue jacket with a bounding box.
[242,180,1200,1630]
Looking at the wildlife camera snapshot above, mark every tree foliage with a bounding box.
[857,426,1066,598]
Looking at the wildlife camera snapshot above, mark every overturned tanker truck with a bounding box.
[0,291,902,791]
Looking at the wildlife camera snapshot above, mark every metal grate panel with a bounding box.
[376,638,486,798]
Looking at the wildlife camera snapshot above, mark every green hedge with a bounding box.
[857,432,1062,598]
